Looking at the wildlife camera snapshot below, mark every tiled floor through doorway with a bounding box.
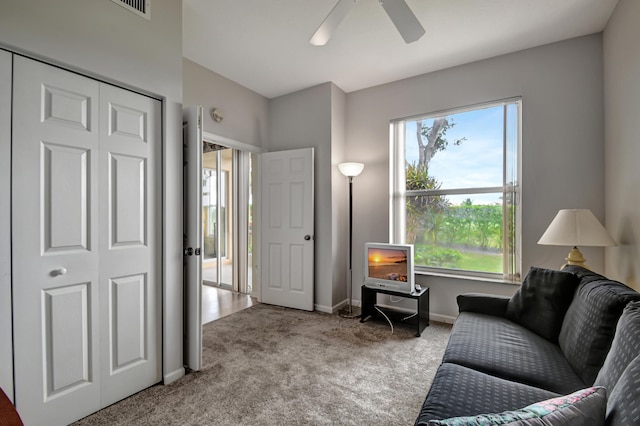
[202,285,257,324]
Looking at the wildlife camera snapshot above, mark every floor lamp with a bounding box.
[338,162,364,318]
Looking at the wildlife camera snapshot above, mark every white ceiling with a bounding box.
[182,0,618,99]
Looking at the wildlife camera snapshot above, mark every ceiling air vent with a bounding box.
[112,0,150,20]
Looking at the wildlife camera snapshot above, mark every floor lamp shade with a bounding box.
[538,209,616,268]
[338,162,364,177]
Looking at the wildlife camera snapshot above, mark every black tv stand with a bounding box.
[360,285,430,337]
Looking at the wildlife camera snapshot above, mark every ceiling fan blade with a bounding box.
[310,0,357,46]
[380,0,425,44]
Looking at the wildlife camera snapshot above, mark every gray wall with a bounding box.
[185,64,352,312]
[184,58,268,148]
[603,0,640,291]
[346,35,606,321]
[0,0,185,391]
[330,85,350,309]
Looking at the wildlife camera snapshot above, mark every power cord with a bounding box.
[389,295,418,321]
[401,312,417,321]
[372,303,417,335]
[374,304,394,334]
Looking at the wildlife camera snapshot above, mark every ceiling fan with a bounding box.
[310,0,425,46]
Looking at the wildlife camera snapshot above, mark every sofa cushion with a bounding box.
[506,267,580,342]
[427,386,606,426]
[558,271,640,385]
[443,312,585,394]
[594,301,640,393]
[415,363,559,425]
[606,354,640,426]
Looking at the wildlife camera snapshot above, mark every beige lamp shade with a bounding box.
[538,209,616,269]
[538,209,616,247]
[338,162,364,177]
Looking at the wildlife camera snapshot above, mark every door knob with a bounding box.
[51,267,67,277]
[304,235,312,241]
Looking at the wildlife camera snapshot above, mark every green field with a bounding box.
[415,244,503,273]
[457,250,502,273]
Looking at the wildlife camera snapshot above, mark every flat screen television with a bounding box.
[364,243,414,294]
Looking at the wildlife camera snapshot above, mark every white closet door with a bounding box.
[12,56,101,426]
[98,83,162,406]
[12,56,162,425]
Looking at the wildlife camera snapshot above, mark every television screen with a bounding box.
[367,247,408,282]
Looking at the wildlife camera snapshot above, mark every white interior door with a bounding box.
[12,56,161,425]
[260,148,314,311]
[183,106,203,371]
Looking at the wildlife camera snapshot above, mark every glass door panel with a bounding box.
[201,143,254,295]
[202,146,232,289]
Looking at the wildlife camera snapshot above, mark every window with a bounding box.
[390,99,521,281]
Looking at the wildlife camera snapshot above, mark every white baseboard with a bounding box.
[429,313,457,324]
[163,367,185,384]
[320,298,361,314]
[314,304,334,314]
[368,303,457,324]
[317,299,456,324]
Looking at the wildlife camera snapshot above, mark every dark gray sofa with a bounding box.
[415,266,640,425]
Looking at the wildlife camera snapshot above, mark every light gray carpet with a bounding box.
[74,304,452,426]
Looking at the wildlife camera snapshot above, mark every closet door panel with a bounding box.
[12,56,101,426]
[98,83,162,408]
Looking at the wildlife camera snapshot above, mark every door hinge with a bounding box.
[183,247,201,256]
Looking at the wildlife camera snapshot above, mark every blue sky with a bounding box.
[404,105,510,205]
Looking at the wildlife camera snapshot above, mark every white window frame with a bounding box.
[390,99,522,283]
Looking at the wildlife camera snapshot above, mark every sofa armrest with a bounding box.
[457,293,510,317]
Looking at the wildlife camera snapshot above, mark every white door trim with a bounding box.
[0,48,13,403]
[183,106,203,372]
[203,131,263,154]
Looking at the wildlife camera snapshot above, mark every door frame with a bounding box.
[11,56,163,424]
[202,131,262,297]
[0,48,13,402]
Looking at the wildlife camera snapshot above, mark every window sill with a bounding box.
[415,269,521,286]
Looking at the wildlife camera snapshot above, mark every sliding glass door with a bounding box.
[202,146,233,288]
[201,143,253,294]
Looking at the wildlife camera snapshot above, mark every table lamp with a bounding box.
[537,209,616,269]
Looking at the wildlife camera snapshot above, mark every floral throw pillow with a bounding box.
[428,387,606,426]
